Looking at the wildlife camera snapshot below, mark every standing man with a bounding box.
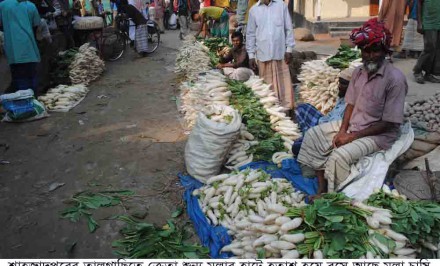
[413,0,440,84]
[177,0,190,40]
[120,0,149,55]
[378,0,406,50]
[0,0,41,93]
[297,18,408,197]
[246,0,295,111]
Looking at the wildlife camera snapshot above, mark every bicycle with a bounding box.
[100,14,161,61]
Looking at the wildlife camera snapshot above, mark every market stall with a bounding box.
[175,37,440,259]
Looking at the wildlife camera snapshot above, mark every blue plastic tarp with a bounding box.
[179,158,318,258]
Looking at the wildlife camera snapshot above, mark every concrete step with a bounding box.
[329,26,361,32]
[329,31,352,38]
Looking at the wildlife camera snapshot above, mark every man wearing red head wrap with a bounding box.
[297,18,408,199]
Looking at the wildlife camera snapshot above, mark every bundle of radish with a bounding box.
[368,185,440,259]
[297,60,340,115]
[244,76,301,152]
[226,79,287,162]
[225,124,258,169]
[38,84,88,112]
[69,43,105,85]
[179,71,231,130]
[405,92,440,131]
[175,36,211,80]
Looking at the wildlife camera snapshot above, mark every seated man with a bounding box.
[297,18,408,197]
[217,31,253,81]
[292,68,353,155]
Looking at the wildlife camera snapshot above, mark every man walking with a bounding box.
[176,0,190,40]
[246,0,295,111]
[413,0,440,84]
[0,0,41,93]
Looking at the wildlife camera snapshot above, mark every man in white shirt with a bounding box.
[246,0,295,110]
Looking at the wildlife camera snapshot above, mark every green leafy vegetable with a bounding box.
[60,190,134,233]
[112,216,209,258]
[226,79,286,161]
[326,45,361,69]
[367,191,440,248]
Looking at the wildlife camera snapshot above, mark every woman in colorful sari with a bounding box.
[192,6,229,38]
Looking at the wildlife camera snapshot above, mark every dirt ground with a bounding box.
[0,32,189,258]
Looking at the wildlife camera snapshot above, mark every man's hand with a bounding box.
[284,52,293,65]
[249,58,258,71]
[216,63,224,69]
[333,131,356,148]
[417,24,424,35]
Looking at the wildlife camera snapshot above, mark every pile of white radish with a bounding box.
[193,168,307,259]
[225,124,258,170]
[175,36,211,80]
[38,84,88,111]
[179,71,232,130]
[244,76,301,152]
[405,91,440,131]
[297,60,340,115]
[69,43,105,85]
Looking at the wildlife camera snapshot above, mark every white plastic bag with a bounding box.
[168,13,177,29]
[341,121,414,201]
[185,107,242,183]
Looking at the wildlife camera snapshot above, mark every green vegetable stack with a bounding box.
[227,79,285,161]
[49,48,79,86]
[326,45,361,69]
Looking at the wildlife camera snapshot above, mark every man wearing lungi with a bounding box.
[120,0,149,55]
[246,0,295,111]
[292,68,353,156]
[298,18,408,197]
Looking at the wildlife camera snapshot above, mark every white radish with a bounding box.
[275,216,291,226]
[281,218,303,232]
[282,250,300,259]
[280,233,305,243]
[366,216,380,229]
[264,213,281,224]
[270,241,296,250]
[372,212,392,225]
[394,248,416,256]
[267,204,288,214]
[313,250,324,259]
[248,215,265,223]
[383,229,407,242]
[207,209,218,225]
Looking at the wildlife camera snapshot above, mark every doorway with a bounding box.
[370,0,379,16]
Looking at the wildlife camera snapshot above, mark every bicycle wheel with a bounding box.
[145,25,160,54]
[102,31,126,61]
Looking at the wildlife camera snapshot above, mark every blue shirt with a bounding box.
[409,0,418,20]
[0,0,41,65]
[318,98,346,124]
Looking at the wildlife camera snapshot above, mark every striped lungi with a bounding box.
[402,19,424,52]
[297,120,380,192]
[258,60,294,109]
[135,24,149,54]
